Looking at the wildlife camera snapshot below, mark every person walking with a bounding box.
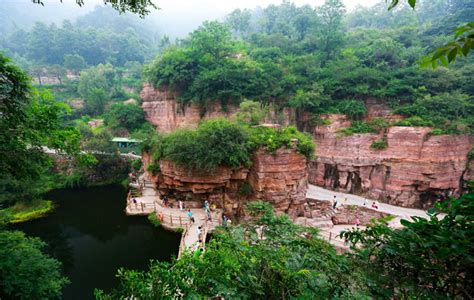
[179,200,184,211]
[332,196,338,209]
[355,216,360,228]
[204,200,210,212]
[197,226,202,240]
[187,209,195,223]
[222,214,228,226]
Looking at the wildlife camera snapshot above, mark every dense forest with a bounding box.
[145,0,473,134]
[1,0,473,299]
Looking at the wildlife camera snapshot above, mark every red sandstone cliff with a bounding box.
[140,84,295,133]
[140,84,239,133]
[142,147,308,218]
[309,114,473,208]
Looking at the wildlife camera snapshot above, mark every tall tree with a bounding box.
[315,0,346,62]
[0,54,81,206]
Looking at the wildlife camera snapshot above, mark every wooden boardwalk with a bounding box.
[125,177,221,258]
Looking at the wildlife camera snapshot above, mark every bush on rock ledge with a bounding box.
[146,119,315,172]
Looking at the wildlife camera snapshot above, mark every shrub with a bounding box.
[370,139,388,150]
[394,116,434,127]
[235,100,268,125]
[428,128,445,136]
[468,146,474,160]
[366,118,389,131]
[309,115,332,126]
[104,102,145,131]
[131,159,142,171]
[147,163,160,175]
[148,213,161,227]
[158,119,250,171]
[337,121,377,136]
[246,126,315,160]
[151,119,316,171]
[335,99,366,120]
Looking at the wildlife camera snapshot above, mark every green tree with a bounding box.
[31,0,157,17]
[0,54,82,206]
[315,0,346,62]
[341,192,474,298]
[63,53,87,74]
[235,100,268,125]
[104,102,145,131]
[0,230,69,299]
[96,201,369,299]
[225,8,252,37]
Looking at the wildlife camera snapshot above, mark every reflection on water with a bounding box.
[12,185,180,300]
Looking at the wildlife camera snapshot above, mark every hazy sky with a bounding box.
[2,0,382,37]
[149,0,381,36]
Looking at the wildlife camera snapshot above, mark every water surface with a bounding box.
[13,185,180,300]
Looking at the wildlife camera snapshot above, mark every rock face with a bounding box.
[249,148,308,218]
[309,114,473,208]
[140,84,240,133]
[140,84,295,133]
[143,148,308,218]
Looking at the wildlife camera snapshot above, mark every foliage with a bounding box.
[394,116,435,127]
[0,199,53,223]
[146,163,160,175]
[337,121,377,136]
[31,0,157,17]
[0,54,81,207]
[63,54,87,74]
[370,138,388,150]
[468,146,474,160]
[393,92,473,133]
[246,125,315,160]
[96,201,369,299]
[341,192,474,298]
[335,99,366,120]
[154,119,251,172]
[148,119,315,172]
[147,213,161,227]
[0,230,69,299]
[235,100,268,125]
[103,102,145,131]
[130,159,142,172]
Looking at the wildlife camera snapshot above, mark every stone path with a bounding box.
[306,184,435,250]
[307,184,429,220]
[127,178,434,253]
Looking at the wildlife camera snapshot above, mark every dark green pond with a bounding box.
[12,185,180,300]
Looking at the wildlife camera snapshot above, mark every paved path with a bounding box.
[307,184,429,220]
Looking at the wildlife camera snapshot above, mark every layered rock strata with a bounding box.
[143,148,308,218]
[140,84,295,133]
[309,114,473,208]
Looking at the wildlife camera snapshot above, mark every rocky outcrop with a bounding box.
[143,148,308,218]
[140,84,295,133]
[140,84,240,133]
[309,114,473,208]
[249,148,308,218]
